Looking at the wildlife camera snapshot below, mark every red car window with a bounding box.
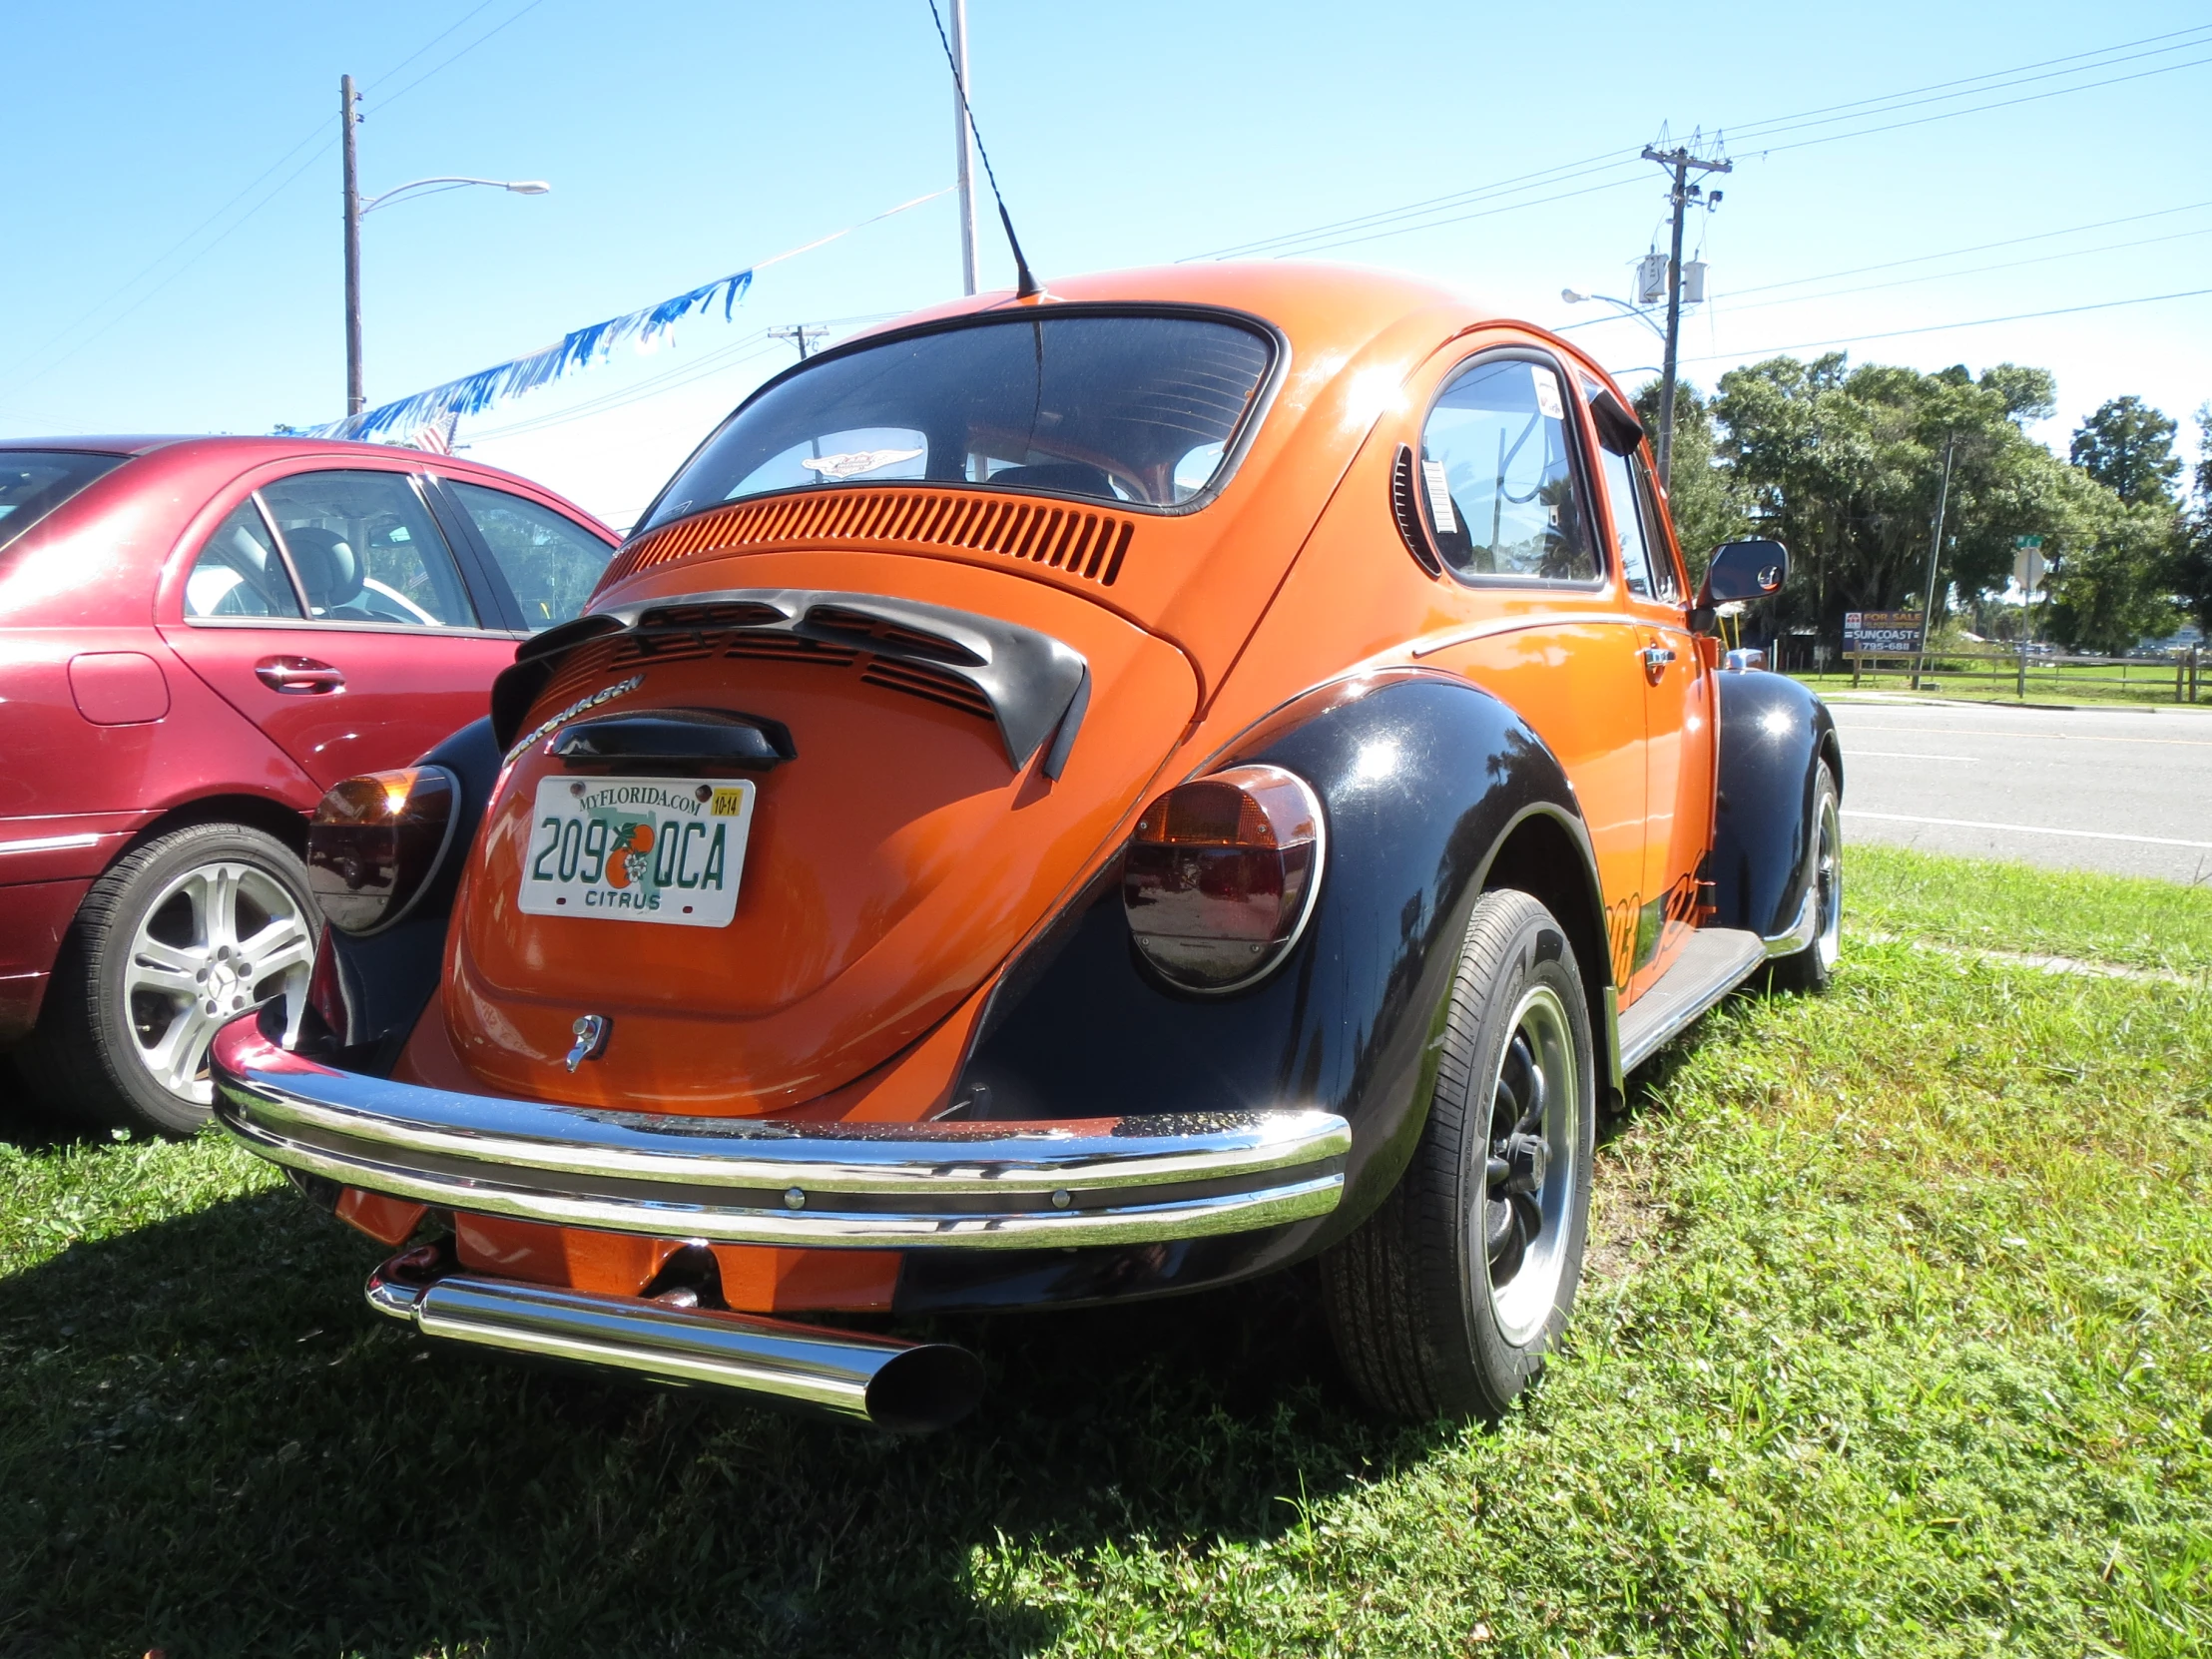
[444,481,613,632]
[258,470,477,628]
[183,498,304,619]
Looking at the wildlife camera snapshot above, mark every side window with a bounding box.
[257,470,477,628]
[1599,448,1663,600]
[1629,449,1682,599]
[184,498,304,619]
[1418,357,1600,582]
[446,482,614,631]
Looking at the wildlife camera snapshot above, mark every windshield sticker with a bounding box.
[1420,459,1459,534]
[505,674,645,765]
[1532,366,1565,421]
[801,447,924,480]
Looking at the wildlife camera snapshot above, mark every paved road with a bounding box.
[1822,696,2212,885]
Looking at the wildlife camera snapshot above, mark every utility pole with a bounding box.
[768,324,830,361]
[1911,432,1958,692]
[949,0,980,294]
[1640,133,1730,489]
[341,75,364,417]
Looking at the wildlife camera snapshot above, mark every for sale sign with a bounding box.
[1843,610,1924,652]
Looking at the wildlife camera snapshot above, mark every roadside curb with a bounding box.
[1852,929,2206,988]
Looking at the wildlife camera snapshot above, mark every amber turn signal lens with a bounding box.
[1123,765,1325,992]
[306,767,459,935]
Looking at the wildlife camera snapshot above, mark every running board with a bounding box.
[1617,928,1766,1071]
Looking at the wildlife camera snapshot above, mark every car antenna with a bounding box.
[925,0,1042,298]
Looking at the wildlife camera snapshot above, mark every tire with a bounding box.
[1766,763,1842,996]
[20,823,319,1137]
[1321,887,1596,1419]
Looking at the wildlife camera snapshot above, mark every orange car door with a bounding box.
[1593,428,1711,984]
[1406,348,1650,990]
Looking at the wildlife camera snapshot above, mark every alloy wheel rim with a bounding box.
[1478,983,1579,1347]
[124,859,315,1105]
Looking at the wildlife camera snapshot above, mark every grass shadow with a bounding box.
[0,1052,110,1153]
[0,1182,1446,1658]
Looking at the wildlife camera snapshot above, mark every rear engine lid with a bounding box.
[449,554,1197,1114]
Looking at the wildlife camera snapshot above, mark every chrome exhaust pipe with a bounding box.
[366,1253,982,1433]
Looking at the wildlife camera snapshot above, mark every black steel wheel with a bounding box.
[1321,886,1596,1419]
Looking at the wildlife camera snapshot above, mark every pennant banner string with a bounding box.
[311,185,954,443]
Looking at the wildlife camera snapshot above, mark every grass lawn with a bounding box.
[2,847,2207,1657]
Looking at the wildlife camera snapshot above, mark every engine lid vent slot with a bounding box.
[595,489,1137,595]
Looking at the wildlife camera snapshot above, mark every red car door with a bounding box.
[158,465,519,792]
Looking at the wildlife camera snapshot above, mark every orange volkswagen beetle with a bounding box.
[211,265,1841,1431]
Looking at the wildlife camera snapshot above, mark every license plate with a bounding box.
[517,775,755,927]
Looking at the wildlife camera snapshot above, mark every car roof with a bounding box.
[0,434,617,536]
[842,261,1485,360]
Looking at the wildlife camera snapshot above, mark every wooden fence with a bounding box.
[1843,646,2204,704]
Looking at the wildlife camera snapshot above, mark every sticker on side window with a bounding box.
[1420,460,1458,534]
[1531,366,1565,421]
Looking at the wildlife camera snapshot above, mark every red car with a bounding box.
[0,436,618,1134]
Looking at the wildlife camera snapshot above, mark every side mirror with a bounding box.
[1698,538,1788,607]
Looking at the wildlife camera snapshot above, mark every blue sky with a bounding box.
[5,1,2208,528]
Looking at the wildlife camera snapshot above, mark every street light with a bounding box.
[360,177,550,215]
[339,74,550,416]
[1560,288,1666,342]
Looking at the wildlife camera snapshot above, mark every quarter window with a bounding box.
[258,471,477,628]
[447,482,614,631]
[1599,448,1663,599]
[1629,448,1681,599]
[184,499,303,619]
[1418,357,1599,582]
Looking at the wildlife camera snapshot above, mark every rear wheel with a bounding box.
[21,823,318,1136]
[1767,763,1841,995]
[1321,887,1596,1419]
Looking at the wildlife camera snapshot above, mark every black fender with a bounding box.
[1708,670,1843,941]
[291,718,504,1074]
[898,669,1613,1316]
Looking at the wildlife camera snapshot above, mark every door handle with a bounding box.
[1639,644,1677,684]
[255,655,345,695]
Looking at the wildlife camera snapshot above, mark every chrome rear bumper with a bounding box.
[210,1018,1350,1249]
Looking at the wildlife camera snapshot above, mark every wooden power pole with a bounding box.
[1640,134,1730,490]
[341,75,363,418]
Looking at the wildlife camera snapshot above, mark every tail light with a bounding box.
[306,767,459,935]
[1122,765,1325,992]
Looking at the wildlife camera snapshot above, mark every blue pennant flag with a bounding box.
[310,266,755,442]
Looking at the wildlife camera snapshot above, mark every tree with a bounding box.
[2069,396,2181,506]
[1707,355,2072,642]
[1631,379,1747,588]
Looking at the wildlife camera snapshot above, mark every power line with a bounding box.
[1722,25,2212,145]
[1709,198,2212,300]
[1711,223,2212,319]
[1675,285,2212,363]
[373,0,552,111]
[0,0,554,397]
[1553,211,2212,337]
[1184,22,2212,264]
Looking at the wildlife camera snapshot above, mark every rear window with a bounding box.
[0,450,128,552]
[642,312,1274,531]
